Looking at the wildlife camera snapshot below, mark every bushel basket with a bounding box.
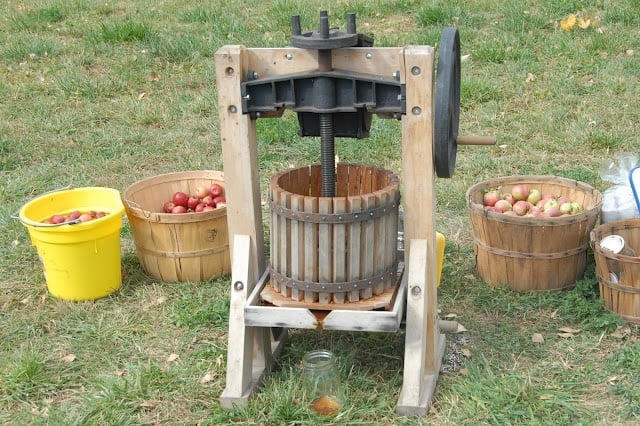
[467,175,602,291]
[123,171,231,282]
[591,219,640,323]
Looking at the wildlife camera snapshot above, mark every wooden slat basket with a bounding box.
[466,175,602,291]
[591,219,640,323]
[268,163,400,307]
[122,171,231,282]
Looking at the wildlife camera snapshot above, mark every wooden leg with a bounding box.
[220,234,288,408]
[396,238,445,416]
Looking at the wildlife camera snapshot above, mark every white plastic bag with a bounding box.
[599,152,640,223]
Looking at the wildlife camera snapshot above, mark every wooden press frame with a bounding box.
[215,44,445,416]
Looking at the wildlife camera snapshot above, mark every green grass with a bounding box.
[2,0,640,424]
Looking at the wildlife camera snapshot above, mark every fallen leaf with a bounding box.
[114,369,126,376]
[150,71,160,82]
[216,354,224,368]
[143,296,166,310]
[558,326,581,334]
[577,17,591,29]
[610,326,631,339]
[455,323,468,333]
[461,54,471,62]
[444,313,458,319]
[557,332,575,338]
[20,297,30,305]
[138,92,146,100]
[200,372,214,384]
[627,49,635,56]
[62,353,76,362]
[525,72,535,83]
[539,394,554,400]
[560,14,577,31]
[459,368,469,376]
[532,333,545,343]
[608,376,619,385]
[461,348,471,358]
[166,353,179,362]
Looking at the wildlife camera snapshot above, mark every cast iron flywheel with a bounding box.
[434,27,461,178]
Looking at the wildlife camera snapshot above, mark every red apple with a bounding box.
[195,185,210,199]
[212,196,226,206]
[503,193,515,205]
[187,195,200,210]
[202,206,216,212]
[172,191,189,207]
[511,184,529,201]
[171,205,187,214]
[163,201,176,213]
[513,200,530,216]
[209,183,223,197]
[202,195,215,207]
[494,199,513,213]
[195,203,205,212]
[50,214,66,224]
[483,190,501,207]
[544,207,561,217]
[67,210,81,221]
[79,213,94,222]
[543,199,559,211]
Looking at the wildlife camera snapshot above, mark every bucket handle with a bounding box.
[11,185,83,227]
[629,166,640,215]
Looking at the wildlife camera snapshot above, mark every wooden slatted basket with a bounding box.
[467,175,602,291]
[122,171,231,282]
[268,163,400,306]
[591,219,640,323]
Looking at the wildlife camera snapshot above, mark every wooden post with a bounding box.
[216,45,286,408]
[396,45,446,416]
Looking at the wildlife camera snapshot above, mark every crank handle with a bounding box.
[456,135,497,146]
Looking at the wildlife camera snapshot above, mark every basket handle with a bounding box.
[123,199,154,219]
[589,229,597,250]
[11,185,75,226]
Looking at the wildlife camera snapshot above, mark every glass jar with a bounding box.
[302,350,343,416]
[600,235,636,282]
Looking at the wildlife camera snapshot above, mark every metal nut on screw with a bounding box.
[233,281,244,291]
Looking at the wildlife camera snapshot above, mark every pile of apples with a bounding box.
[162,183,226,214]
[482,183,584,218]
[43,210,110,224]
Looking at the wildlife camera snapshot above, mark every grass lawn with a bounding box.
[1,0,639,424]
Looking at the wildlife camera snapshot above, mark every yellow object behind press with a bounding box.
[436,232,445,287]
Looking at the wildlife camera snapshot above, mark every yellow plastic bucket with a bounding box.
[18,187,125,301]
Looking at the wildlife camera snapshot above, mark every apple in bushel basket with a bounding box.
[172,191,189,207]
[187,195,200,210]
[210,183,224,198]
